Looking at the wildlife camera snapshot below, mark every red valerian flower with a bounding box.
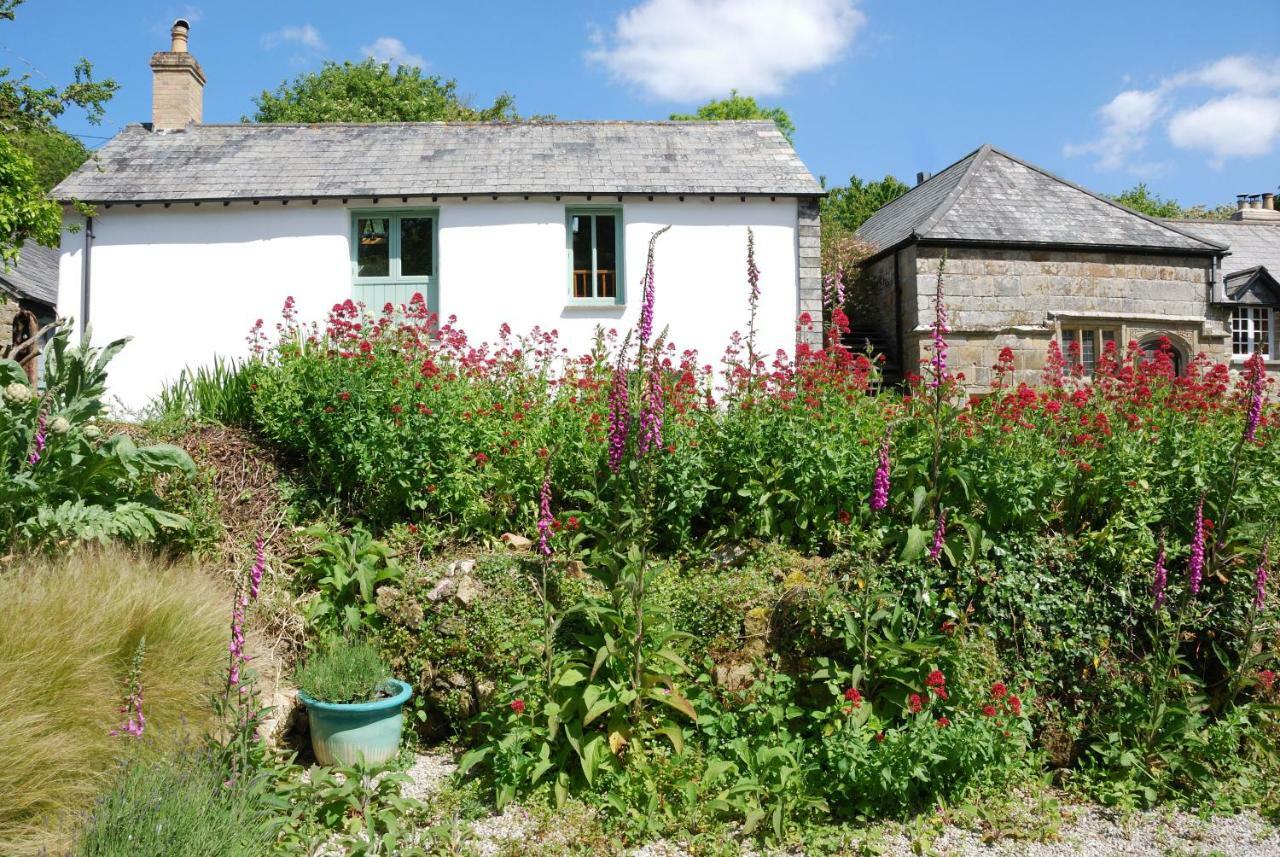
[908,693,924,713]
[1007,694,1022,716]
[990,681,1007,700]
[837,509,852,525]
[925,670,946,688]
[1258,670,1276,693]
[982,704,997,717]
[940,620,957,635]
[510,699,526,714]
[874,731,886,743]
[338,391,351,402]
[473,452,489,466]
[935,716,950,728]
[844,687,862,707]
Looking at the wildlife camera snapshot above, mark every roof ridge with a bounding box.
[981,146,1228,252]
[160,119,783,128]
[914,143,992,238]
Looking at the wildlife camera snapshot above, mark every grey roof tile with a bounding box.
[857,145,1224,256]
[53,121,822,201]
[0,242,58,307]
[1164,220,1280,277]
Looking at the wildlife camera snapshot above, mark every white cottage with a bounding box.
[51,21,824,410]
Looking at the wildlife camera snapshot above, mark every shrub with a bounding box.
[0,325,197,551]
[296,639,392,704]
[0,546,228,855]
[74,748,274,857]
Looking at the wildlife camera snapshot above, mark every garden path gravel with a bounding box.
[401,749,1280,856]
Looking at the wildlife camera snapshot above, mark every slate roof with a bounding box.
[856,145,1226,259]
[51,121,823,203]
[0,242,58,308]
[1164,220,1280,277]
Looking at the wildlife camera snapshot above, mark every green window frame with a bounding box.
[350,209,439,312]
[566,207,625,306]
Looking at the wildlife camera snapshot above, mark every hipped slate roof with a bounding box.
[1,242,58,308]
[856,145,1226,259]
[51,121,823,203]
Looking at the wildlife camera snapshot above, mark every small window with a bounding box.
[1060,326,1119,375]
[1233,307,1272,359]
[351,210,437,311]
[567,208,623,304]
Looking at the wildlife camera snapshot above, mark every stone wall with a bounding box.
[864,244,1231,390]
[796,198,824,350]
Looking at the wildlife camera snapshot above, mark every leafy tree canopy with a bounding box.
[1109,183,1233,221]
[249,60,525,123]
[669,90,796,144]
[821,174,912,233]
[9,128,89,191]
[0,0,117,265]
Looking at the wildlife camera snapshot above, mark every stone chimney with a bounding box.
[150,19,205,130]
[1232,190,1280,222]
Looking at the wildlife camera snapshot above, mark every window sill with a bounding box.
[563,301,626,312]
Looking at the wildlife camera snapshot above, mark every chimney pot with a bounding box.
[171,19,190,52]
[151,19,205,129]
[1238,194,1249,211]
[1265,192,1276,212]
[916,171,931,186]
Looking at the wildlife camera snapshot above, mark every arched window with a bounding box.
[1138,334,1185,377]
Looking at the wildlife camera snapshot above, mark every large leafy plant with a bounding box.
[0,325,195,549]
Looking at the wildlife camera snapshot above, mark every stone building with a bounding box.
[853,145,1237,389]
[1,243,58,383]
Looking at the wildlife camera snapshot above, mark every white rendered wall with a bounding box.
[58,197,802,410]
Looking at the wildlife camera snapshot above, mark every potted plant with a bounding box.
[295,640,412,767]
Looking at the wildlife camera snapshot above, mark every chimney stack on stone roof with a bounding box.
[150,19,205,131]
[1232,190,1280,222]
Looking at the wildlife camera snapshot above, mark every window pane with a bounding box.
[571,215,592,298]
[595,215,616,298]
[400,217,434,277]
[1259,309,1271,358]
[356,217,390,278]
[1233,308,1250,355]
[1081,330,1096,374]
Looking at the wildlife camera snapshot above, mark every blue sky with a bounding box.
[7,1,1279,206]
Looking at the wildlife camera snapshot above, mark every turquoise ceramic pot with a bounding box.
[298,679,412,767]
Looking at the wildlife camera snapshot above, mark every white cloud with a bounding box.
[1067,55,1280,170]
[262,24,326,52]
[361,37,427,70]
[1168,94,1280,167]
[587,0,865,101]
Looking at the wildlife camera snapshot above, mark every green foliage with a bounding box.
[0,325,196,552]
[270,759,426,854]
[75,749,276,857]
[8,127,89,190]
[0,547,229,855]
[0,0,116,263]
[296,639,393,704]
[149,357,259,429]
[297,524,404,637]
[1109,183,1234,221]
[250,59,523,123]
[821,174,912,232]
[670,90,796,143]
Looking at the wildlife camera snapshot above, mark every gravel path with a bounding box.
[399,749,1280,856]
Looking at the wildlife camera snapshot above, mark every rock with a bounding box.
[258,686,300,747]
[455,575,485,607]
[710,544,750,568]
[501,533,532,551]
[448,558,476,575]
[426,576,458,603]
[743,607,771,658]
[564,559,586,578]
[712,660,757,692]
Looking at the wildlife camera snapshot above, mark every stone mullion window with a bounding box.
[1232,307,1273,359]
[1060,326,1118,375]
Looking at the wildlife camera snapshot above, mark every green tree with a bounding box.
[249,59,524,123]
[1109,183,1233,221]
[821,174,912,232]
[9,128,90,191]
[0,0,117,265]
[669,90,796,143]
